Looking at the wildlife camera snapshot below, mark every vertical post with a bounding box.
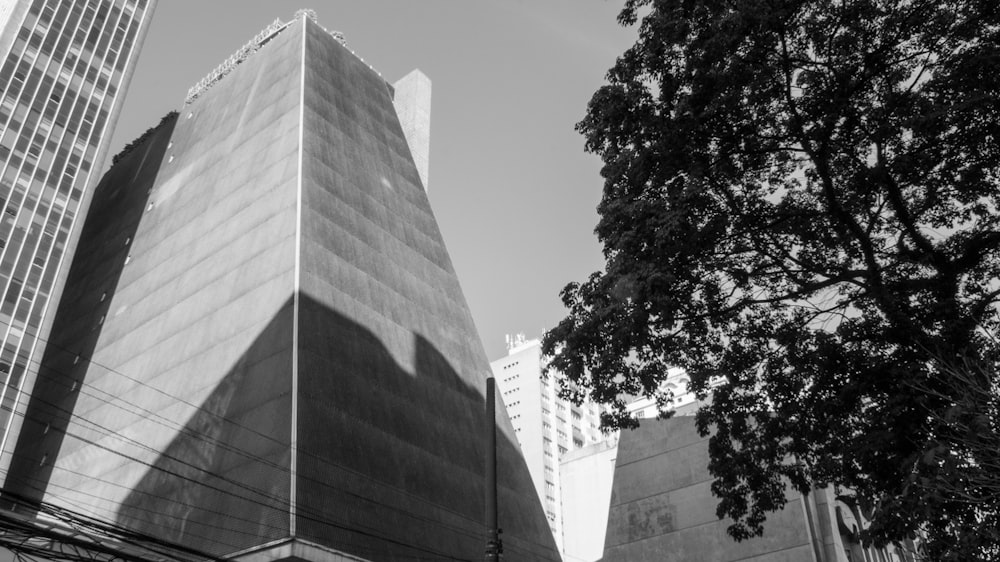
[801,490,825,562]
[485,377,500,561]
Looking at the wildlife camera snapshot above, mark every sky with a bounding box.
[107,0,639,362]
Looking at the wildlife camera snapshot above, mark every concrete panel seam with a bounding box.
[616,436,710,469]
[606,477,715,509]
[728,542,816,562]
[606,510,812,553]
[289,13,306,538]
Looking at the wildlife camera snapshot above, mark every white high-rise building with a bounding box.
[491,333,605,552]
[0,0,156,468]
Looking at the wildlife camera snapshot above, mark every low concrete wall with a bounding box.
[603,418,816,562]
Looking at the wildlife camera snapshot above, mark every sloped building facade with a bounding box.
[4,13,559,562]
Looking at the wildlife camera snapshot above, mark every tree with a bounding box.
[541,0,1000,559]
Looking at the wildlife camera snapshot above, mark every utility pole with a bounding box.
[485,377,502,561]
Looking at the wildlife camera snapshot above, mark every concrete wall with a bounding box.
[603,418,817,562]
[391,70,431,191]
[561,438,618,562]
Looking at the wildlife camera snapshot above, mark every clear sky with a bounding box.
[107,1,638,362]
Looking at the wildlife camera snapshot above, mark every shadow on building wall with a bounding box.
[3,114,177,509]
[116,293,558,561]
[114,300,293,553]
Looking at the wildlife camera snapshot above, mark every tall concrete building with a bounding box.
[490,334,604,552]
[0,0,155,467]
[3,11,559,562]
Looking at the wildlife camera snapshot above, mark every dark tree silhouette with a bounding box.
[543,1,1000,559]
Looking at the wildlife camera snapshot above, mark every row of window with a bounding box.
[0,0,149,453]
[7,0,137,102]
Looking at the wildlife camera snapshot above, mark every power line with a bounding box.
[14,318,487,521]
[0,487,229,562]
[1,466,255,552]
[4,395,472,562]
[0,322,558,559]
[4,364,488,558]
[2,467,451,562]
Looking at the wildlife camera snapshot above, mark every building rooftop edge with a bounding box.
[504,333,540,356]
[184,10,389,106]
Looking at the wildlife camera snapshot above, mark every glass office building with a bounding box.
[0,0,155,458]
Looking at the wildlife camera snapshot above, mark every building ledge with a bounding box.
[229,538,371,562]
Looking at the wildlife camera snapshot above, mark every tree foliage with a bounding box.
[542,0,1000,558]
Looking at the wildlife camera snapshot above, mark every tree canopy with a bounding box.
[542,0,1000,558]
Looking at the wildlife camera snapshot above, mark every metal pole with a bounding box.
[485,377,500,561]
